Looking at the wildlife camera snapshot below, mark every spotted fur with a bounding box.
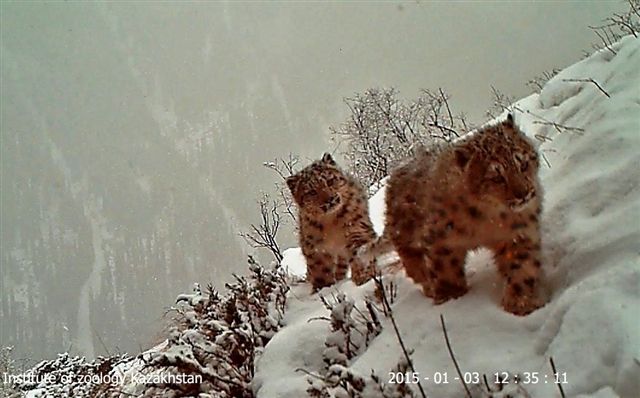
[287,153,377,291]
[366,115,544,315]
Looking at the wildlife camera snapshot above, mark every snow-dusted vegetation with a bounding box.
[7,257,288,397]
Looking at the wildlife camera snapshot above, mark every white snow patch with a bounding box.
[282,247,307,278]
[368,178,388,236]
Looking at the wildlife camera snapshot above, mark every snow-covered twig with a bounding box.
[534,134,553,143]
[589,26,618,55]
[562,78,611,98]
[589,0,639,53]
[513,105,584,135]
[240,193,284,262]
[527,69,561,92]
[482,373,492,392]
[295,367,326,381]
[374,275,427,398]
[263,154,299,225]
[531,121,584,135]
[549,357,566,398]
[486,86,517,119]
[439,314,471,398]
[263,153,300,180]
[541,152,552,169]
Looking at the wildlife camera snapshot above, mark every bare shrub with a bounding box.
[590,0,639,55]
[331,88,467,192]
[240,193,285,263]
[526,68,561,92]
[485,86,517,119]
[240,154,301,263]
[263,154,300,226]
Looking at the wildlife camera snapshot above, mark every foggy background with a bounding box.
[0,1,619,362]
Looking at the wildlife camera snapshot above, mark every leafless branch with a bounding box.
[239,193,284,262]
[549,357,566,398]
[374,274,428,398]
[307,316,331,323]
[589,0,639,53]
[527,68,561,92]
[261,154,299,227]
[426,122,460,140]
[277,187,297,226]
[531,121,585,135]
[263,153,300,180]
[295,367,326,381]
[439,88,455,128]
[590,25,618,55]
[513,105,584,135]
[541,152,552,169]
[331,87,467,191]
[562,78,611,98]
[482,373,492,392]
[439,314,471,398]
[534,134,553,143]
[611,12,638,37]
[486,86,516,119]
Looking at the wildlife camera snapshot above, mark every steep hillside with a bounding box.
[255,36,640,398]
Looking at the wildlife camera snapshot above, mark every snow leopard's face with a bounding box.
[455,116,540,211]
[286,153,347,216]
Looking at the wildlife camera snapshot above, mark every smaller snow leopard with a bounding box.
[363,114,544,315]
[287,153,377,291]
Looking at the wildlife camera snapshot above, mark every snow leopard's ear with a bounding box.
[506,113,514,125]
[501,113,518,136]
[321,152,336,165]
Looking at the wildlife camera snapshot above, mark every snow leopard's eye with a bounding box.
[513,152,524,164]
[513,152,531,173]
[532,152,540,167]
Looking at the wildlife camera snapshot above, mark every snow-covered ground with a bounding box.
[255,36,640,398]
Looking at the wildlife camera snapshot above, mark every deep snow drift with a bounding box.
[256,36,640,397]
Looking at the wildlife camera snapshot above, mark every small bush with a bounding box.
[139,256,289,397]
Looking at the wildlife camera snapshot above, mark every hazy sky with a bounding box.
[0,1,623,361]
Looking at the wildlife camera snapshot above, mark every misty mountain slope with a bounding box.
[254,36,640,398]
[1,3,324,361]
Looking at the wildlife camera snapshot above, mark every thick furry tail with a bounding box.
[357,233,402,274]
